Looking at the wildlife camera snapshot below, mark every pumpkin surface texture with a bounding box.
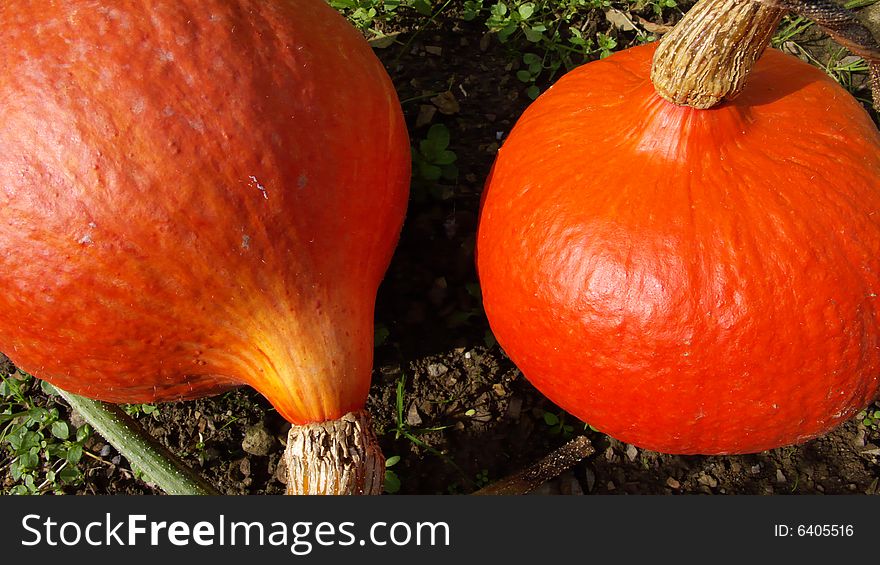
[0,0,410,427]
[476,42,880,454]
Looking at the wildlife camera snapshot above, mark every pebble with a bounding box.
[697,473,718,488]
[776,469,786,483]
[492,383,507,397]
[860,444,880,457]
[406,403,423,427]
[427,363,448,377]
[666,477,681,489]
[606,481,616,491]
[625,444,638,462]
[242,422,275,456]
[99,444,112,458]
[853,428,867,447]
[424,45,442,56]
[750,464,762,475]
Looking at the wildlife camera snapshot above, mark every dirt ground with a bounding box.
[4,5,880,496]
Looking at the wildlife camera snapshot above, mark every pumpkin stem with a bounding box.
[472,436,594,495]
[283,409,385,495]
[652,0,880,110]
[651,0,785,109]
[55,386,221,495]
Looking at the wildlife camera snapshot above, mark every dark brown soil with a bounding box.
[3,6,880,496]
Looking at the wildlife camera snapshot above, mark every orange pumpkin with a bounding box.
[476,42,880,454]
[0,0,410,427]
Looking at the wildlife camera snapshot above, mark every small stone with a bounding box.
[606,481,616,491]
[853,428,867,447]
[604,446,616,462]
[406,402,423,427]
[750,464,762,475]
[776,469,786,483]
[239,457,251,478]
[415,104,437,128]
[424,45,442,56]
[666,477,681,489]
[99,444,112,458]
[242,422,275,456]
[697,473,718,488]
[625,444,638,462]
[431,91,459,115]
[860,444,880,457]
[492,383,507,397]
[427,363,448,377]
[479,33,491,52]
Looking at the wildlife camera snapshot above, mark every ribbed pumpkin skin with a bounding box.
[477,43,880,454]
[0,0,410,425]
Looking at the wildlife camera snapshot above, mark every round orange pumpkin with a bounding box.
[476,42,880,454]
[0,0,410,426]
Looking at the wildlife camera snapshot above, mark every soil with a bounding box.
[3,5,880,496]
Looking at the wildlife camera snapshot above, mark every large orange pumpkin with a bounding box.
[0,0,410,427]
[476,41,880,454]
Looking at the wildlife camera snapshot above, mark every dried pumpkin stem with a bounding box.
[651,0,785,109]
[652,0,880,110]
[472,436,594,496]
[283,409,384,495]
[55,386,221,495]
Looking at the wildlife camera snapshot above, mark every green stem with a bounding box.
[55,387,220,495]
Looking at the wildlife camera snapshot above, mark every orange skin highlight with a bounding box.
[0,0,410,425]
[477,43,880,454]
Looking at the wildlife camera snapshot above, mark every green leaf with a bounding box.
[385,455,401,467]
[526,85,541,99]
[384,470,401,493]
[426,124,450,150]
[419,163,442,181]
[58,466,80,483]
[76,423,92,443]
[523,26,544,42]
[543,411,559,426]
[516,69,533,82]
[51,421,69,440]
[518,2,534,19]
[19,450,39,470]
[498,22,518,42]
[66,443,84,464]
[522,52,542,65]
[435,149,457,165]
[40,379,58,396]
[412,0,433,15]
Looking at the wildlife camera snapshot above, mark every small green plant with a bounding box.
[123,402,160,419]
[413,124,458,183]
[330,0,434,38]
[857,407,880,431]
[474,468,490,487]
[1,372,93,494]
[542,409,574,438]
[384,454,402,493]
[516,52,543,99]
